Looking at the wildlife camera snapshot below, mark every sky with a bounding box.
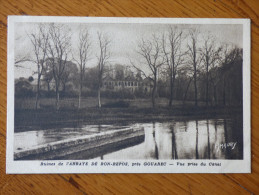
[14,22,243,79]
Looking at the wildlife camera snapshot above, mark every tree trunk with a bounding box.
[183,77,192,106]
[206,62,209,107]
[169,72,175,108]
[213,84,217,106]
[169,73,173,107]
[78,87,82,109]
[78,73,82,109]
[56,91,60,110]
[223,77,226,106]
[56,82,60,110]
[98,87,101,108]
[152,75,157,109]
[35,77,40,110]
[194,66,198,107]
[47,82,50,92]
[63,82,66,93]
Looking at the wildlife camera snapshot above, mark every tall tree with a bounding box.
[201,34,221,106]
[186,29,202,107]
[28,24,49,110]
[47,23,71,110]
[96,32,111,108]
[162,27,185,107]
[132,35,165,108]
[74,27,91,109]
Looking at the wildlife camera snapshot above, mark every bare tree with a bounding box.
[42,60,54,93]
[201,34,221,106]
[28,24,49,110]
[60,61,78,93]
[96,32,111,108]
[132,35,165,108]
[15,35,33,67]
[15,55,32,66]
[73,27,91,109]
[162,27,185,107]
[186,29,202,107]
[47,23,71,110]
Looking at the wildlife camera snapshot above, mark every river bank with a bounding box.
[14,104,242,132]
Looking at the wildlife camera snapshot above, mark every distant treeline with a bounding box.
[15,23,243,109]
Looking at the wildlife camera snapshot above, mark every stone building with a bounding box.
[102,64,152,93]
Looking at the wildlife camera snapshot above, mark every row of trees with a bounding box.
[16,23,110,110]
[132,27,242,108]
[16,23,242,110]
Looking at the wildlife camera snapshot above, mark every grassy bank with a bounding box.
[14,97,242,132]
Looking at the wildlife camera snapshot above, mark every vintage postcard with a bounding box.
[6,16,250,173]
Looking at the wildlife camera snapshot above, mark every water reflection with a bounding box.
[102,118,243,160]
[196,120,199,159]
[14,117,243,160]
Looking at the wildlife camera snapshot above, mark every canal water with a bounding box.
[14,116,243,160]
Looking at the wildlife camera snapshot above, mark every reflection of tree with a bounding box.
[195,120,199,159]
[143,123,159,159]
[170,124,178,159]
[184,121,187,132]
[153,122,159,159]
[232,115,243,159]
[207,119,211,159]
[211,120,218,159]
[224,119,230,159]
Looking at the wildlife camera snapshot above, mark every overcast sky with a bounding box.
[14,22,243,79]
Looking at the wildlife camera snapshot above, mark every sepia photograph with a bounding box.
[6,16,250,173]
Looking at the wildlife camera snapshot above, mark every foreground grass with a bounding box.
[14,97,242,132]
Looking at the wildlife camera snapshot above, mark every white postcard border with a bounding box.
[6,16,251,174]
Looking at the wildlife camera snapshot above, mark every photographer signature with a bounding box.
[215,142,237,152]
